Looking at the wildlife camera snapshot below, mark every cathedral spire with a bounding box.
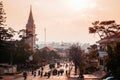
[28,5,34,24]
[26,5,36,51]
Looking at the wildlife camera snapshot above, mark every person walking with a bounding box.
[58,70,60,76]
[40,70,43,77]
[78,73,84,80]
[47,71,51,79]
[23,71,27,80]
[38,70,40,76]
[66,70,68,76]
[31,70,34,75]
[34,71,36,77]
[41,66,44,71]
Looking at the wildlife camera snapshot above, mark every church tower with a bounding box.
[26,6,35,51]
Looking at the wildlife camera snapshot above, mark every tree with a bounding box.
[32,49,47,65]
[0,1,34,65]
[49,50,61,60]
[89,20,120,78]
[89,20,120,39]
[0,1,14,42]
[69,44,85,75]
[13,41,33,64]
[87,44,98,59]
[18,29,34,42]
[0,1,15,63]
[0,1,6,27]
[106,42,120,79]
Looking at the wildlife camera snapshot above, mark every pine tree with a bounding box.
[0,1,13,41]
[0,1,6,26]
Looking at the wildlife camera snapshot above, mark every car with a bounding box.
[103,76,116,80]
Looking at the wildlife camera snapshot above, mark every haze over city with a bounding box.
[1,0,120,80]
[4,0,120,44]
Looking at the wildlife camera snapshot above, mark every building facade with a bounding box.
[97,32,120,71]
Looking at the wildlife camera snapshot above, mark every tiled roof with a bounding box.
[40,46,57,52]
[97,32,120,44]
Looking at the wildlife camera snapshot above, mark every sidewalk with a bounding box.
[69,66,106,80]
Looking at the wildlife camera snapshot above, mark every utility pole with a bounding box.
[44,28,46,46]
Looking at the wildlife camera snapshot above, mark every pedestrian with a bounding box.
[65,64,68,68]
[40,70,43,77]
[47,71,51,78]
[34,71,36,77]
[23,71,27,80]
[79,73,84,80]
[41,66,44,71]
[66,70,68,75]
[44,72,47,76]
[58,70,60,76]
[31,70,34,75]
[38,70,40,76]
[81,74,84,80]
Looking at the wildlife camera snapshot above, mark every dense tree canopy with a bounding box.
[0,1,15,63]
[106,42,120,79]
[0,1,33,64]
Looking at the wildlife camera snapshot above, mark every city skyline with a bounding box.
[4,0,120,44]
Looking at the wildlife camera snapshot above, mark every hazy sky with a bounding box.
[4,0,120,44]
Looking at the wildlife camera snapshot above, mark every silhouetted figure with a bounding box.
[41,67,44,71]
[78,73,84,80]
[47,71,51,78]
[31,70,34,75]
[52,68,58,75]
[40,71,43,77]
[38,70,40,76]
[65,64,68,68]
[59,69,64,75]
[34,71,36,77]
[44,72,47,76]
[58,70,60,76]
[66,70,68,75]
[23,71,27,80]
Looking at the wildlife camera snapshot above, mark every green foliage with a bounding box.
[106,42,120,79]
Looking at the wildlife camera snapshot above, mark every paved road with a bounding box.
[1,63,104,80]
[1,63,72,80]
